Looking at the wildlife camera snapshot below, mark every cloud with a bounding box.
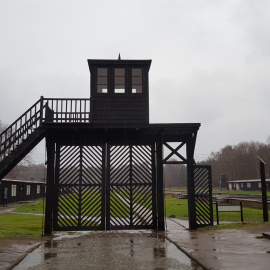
[0,0,270,160]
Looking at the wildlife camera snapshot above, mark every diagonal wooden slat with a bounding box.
[194,165,213,228]
[55,144,104,231]
[108,144,154,229]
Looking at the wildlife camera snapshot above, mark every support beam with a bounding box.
[186,133,197,230]
[258,158,269,222]
[44,135,55,235]
[156,133,165,230]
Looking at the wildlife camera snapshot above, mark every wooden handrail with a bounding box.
[0,97,91,162]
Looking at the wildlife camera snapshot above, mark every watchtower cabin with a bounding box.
[0,57,213,234]
[88,59,151,124]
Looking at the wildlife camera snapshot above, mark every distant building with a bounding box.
[0,178,45,205]
[227,179,270,191]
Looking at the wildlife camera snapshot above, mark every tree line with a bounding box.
[200,141,270,187]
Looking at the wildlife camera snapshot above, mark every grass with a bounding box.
[198,221,270,231]
[165,187,270,196]
[213,189,270,195]
[0,199,46,240]
[165,196,270,223]
[0,213,43,239]
[12,200,45,214]
[0,193,269,240]
[165,197,189,219]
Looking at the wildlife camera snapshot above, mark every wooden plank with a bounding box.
[93,111,148,117]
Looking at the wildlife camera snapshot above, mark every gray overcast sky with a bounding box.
[1,0,270,163]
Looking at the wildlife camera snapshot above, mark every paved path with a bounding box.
[167,219,270,270]
[13,231,201,270]
[0,217,269,269]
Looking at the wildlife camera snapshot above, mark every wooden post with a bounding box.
[44,135,55,234]
[257,156,269,222]
[186,136,197,230]
[156,133,165,230]
[216,202,219,225]
[240,201,244,223]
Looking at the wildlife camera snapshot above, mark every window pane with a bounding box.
[27,185,30,195]
[115,88,125,93]
[132,85,142,93]
[97,77,107,84]
[132,77,142,84]
[132,68,142,76]
[98,68,107,76]
[114,68,125,93]
[97,85,108,93]
[115,76,125,84]
[97,68,107,93]
[115,68,125,76]
[132,68,142,94]
[11,185,16,197]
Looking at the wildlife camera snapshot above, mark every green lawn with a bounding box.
[12,200,45,214]
[0,213,43,239]
[165,196,270,223]
[0,195,269,240]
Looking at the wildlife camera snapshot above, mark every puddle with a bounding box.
[13,232,204,270]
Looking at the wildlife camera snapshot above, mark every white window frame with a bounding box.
[26,185,31,195]
[11,185,16,197]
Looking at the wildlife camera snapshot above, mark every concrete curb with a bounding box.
[6,242,43,270]
[165,218,209,270]
[164,235,209,270]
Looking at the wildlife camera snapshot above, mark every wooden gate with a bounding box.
[54,145,105,231]
[54,143,156,231]
[107,144,156,230]
[194,165,213,228]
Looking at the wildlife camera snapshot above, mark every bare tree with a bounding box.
[202,141,270,187]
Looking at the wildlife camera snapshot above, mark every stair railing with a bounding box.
[0,97,46,162]
[0,97,91,162]
[43,98,90,123]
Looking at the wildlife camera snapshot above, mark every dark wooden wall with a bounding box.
[0,179,45,205]
[90,97,149,124]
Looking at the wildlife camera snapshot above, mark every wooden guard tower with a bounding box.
[0,57,214,234]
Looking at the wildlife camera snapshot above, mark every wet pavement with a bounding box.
[167,219,270,270]
[0,218,269,270]
[12,231,202,270]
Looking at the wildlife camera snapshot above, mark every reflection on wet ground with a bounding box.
[13,231,203,270]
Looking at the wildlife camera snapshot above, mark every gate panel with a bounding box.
[54,145,104,231]
[107,144,156,230]
[194,165,213,228]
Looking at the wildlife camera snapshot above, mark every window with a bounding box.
[26,185,31,195]
[132,68,142,93]
[37,185,40,194]
[247,183,251,188]
[258,182,261,188]
[11,185,16,197]
[97,68,108,93]
[114,68,125,93]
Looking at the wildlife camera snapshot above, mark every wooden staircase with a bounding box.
[0,98,46,179]
[0,97,91,179]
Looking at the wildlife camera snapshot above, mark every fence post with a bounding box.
[240,201,243,222]
[216,201,219,225]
